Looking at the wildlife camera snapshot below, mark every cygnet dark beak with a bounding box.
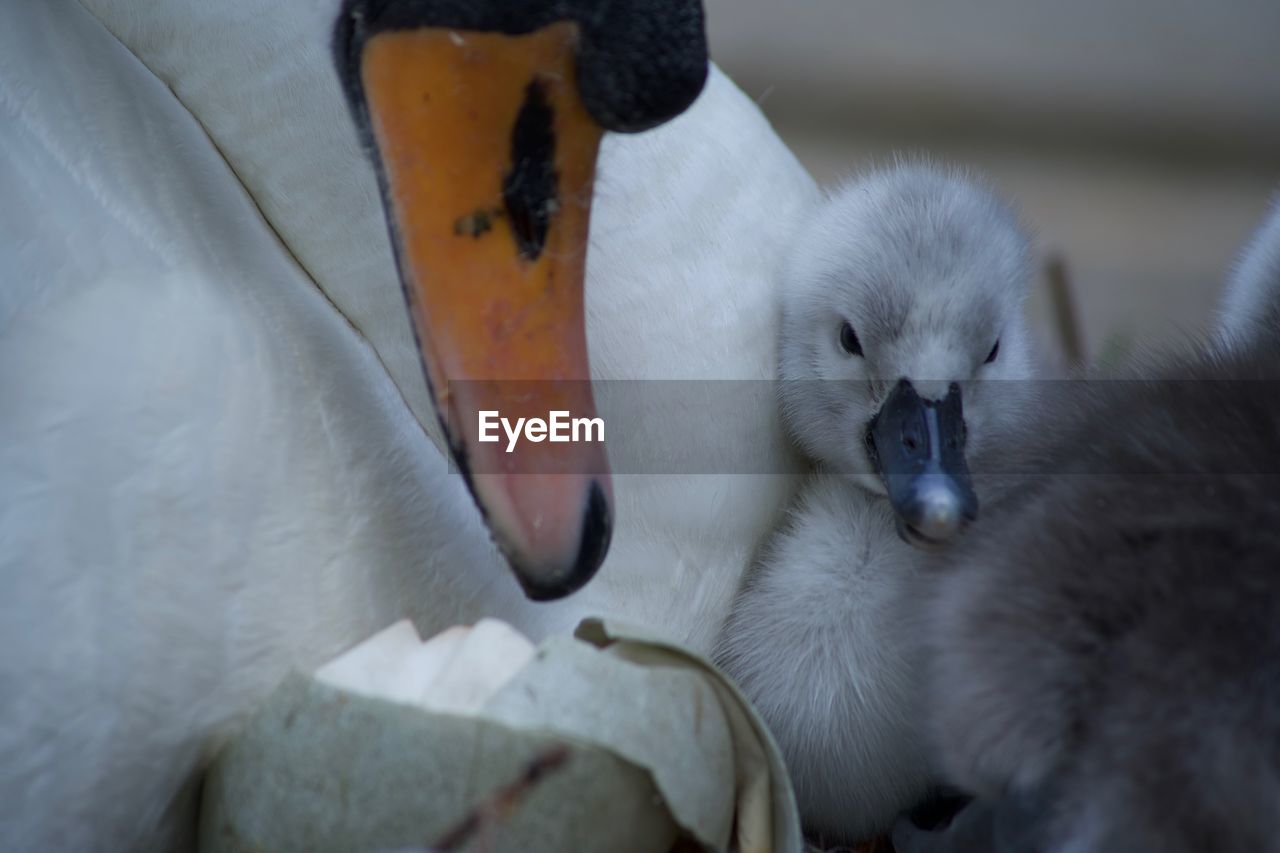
[866,378,978,548]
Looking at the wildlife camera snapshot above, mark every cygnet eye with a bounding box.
[839,321,864,357]
[984,339,1000,364]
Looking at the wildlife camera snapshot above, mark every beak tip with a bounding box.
[509,479,613,602]
[910,483,968,541]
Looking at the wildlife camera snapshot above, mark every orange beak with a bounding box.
[355,24,612,600]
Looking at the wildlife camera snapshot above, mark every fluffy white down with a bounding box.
[1,1,816,849]
[720,475,937,841]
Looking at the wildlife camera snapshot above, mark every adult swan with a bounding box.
[0,0,816,848]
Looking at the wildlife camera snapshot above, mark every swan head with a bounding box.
[332,0,706,599]
[778,163,1036,547]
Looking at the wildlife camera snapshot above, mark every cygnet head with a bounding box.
[778,162,1036,547]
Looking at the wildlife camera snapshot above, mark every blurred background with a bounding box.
[704,0,1280,366]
